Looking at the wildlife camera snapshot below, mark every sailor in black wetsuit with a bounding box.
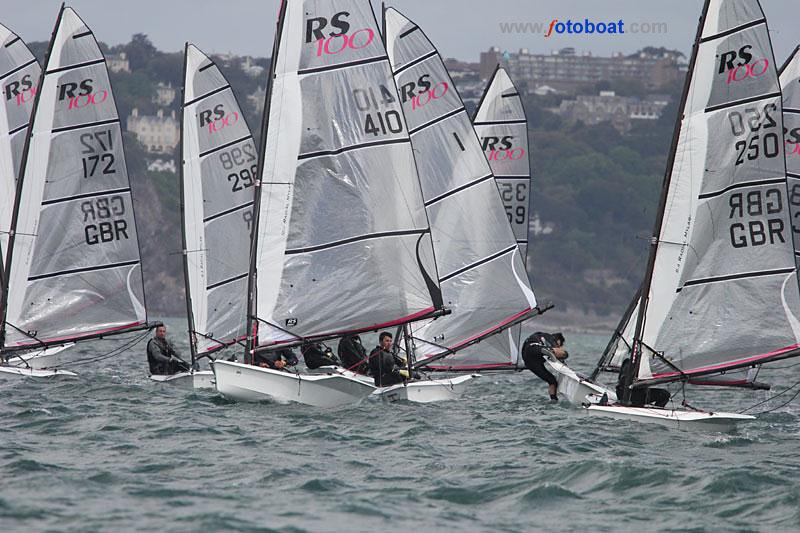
[301,343,340,369]
[254,348,299,371]
[521,331,568,401]
[147,325,191,375]
[338,334,370,375]
[369,331,405,387]
[616,358,670,407]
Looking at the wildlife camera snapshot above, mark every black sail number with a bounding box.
[80,129,116,178]
[219,143,257,193]
[729,104,780,166]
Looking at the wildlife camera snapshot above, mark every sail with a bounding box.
[250,0,442,349]
[633,0,800,385]
[181,44,254,355]
[383,7,537,369]
[1,7,147,350]
[473,66,531,264]
[781,47,800,250]
[0,24,40,279]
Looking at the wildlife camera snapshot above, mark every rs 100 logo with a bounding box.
[717,45,769,84]
[786,126,800,156]
[305,11,374,57]
[482,135,525,160]
[399,74,449,111]
[57,79,108,110]
[199,103,239,133]
[4,74,37,106]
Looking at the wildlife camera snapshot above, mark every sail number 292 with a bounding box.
[728,104,780,165]
[219,143,257,192]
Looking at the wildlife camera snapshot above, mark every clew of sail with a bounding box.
[250,0,443,350]
[181,44,255,356]
[0,24,40,282]
[633,0,800,386]
[1,7,147,351]
[383,7,537,370]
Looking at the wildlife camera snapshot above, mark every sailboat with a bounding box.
[555,0,798,430]
[379,7,543,391]
[211,0,449,407]
[150,43,258,389]
[0,6,151,377]
[0,23,72,376]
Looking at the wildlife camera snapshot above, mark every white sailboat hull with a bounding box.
[1,344,77,378]
[371,374,476,403]
[211,360,375,407]
[546,358,617,405]
[149,370,215,390]
[585,404,755,432]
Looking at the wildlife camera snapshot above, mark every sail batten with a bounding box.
[628,0,799,387]
[249,0,443,351]
[384,7,537,369]
[1,7,148,350]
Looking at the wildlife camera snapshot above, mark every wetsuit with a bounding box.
[338,335,370,375]
[521,332,559,387]
[369,346,404,387]
[616,358,670,407]
[254,348,299,370]
[302,343,340,369]
[147,337,190,375]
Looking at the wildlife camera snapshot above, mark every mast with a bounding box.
[178,42,197,367]
[590,285,641,381]
[624,0,710,403]
[245,0,287,363]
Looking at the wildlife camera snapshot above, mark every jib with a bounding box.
[718,45,753,73]
[305,11,350,43]
[4,74,35,104]
[482,136,514,151]
[81,196,129,245]
[728,188,785,248]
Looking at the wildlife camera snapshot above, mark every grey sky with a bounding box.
[2,1,797,63]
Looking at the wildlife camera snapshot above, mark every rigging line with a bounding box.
[739,379,800,414]
[63,329,151,367]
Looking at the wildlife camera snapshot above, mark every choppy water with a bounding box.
[2,323,800,532]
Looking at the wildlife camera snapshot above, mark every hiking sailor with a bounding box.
[521,332,569,401]
[147,325,191,376]
[369,331,408,387]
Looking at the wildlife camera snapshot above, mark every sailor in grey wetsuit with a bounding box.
[147,325,190,375]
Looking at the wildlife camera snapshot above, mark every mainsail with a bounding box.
[0,7,147,351]
[0,24,40,280]
[248,0,443,351]
[781,46,800,244]
[180,44,254,357]
[383,7,537,369]
[473,65,531,264]
[627,0,800,390]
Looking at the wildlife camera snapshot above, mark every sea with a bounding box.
[2,320,799,532]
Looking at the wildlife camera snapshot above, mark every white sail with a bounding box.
[781,46,800,246]
[473,66,531,263]
[0,23,40,279]
[634,0,800,385]
[250,0,443,350]
[181,44,254,356]
[1,7,147,350]
[383,7,537,369]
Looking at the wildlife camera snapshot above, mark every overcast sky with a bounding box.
[2,1,797,63]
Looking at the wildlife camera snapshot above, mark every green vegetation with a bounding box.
[523,80,681,316]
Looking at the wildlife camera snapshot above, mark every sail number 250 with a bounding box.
[728,104,780,165]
